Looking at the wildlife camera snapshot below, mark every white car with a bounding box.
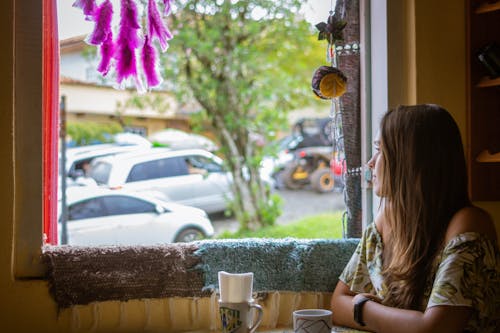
[62,141,151,179]
[58,187,214,245]
[89,148,234,214]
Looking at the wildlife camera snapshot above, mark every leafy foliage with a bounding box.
[158,0,326,230]
[67,121,123,146]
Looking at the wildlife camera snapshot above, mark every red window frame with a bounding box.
[43,0,59,245]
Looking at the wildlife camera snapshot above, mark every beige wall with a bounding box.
[386,0,500,240]
[61,83,189,136]
[1,0,498,332]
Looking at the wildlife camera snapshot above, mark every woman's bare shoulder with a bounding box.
[445,206,497,243]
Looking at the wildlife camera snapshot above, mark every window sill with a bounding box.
[42,238,359,309]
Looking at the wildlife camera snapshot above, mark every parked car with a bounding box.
[58,187,214,245]
[148,129,218,152]
[88,148,234,214]
[62,141,151,180]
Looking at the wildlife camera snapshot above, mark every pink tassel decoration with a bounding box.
[141,36,162,87]
[88,0,113,45]
[72,0,97,20]
[97,33,115,76]
[115,0,142,84]
[162,0,173,16]
[148,0,173,52]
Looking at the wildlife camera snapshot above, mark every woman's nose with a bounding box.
[367,155,376,169]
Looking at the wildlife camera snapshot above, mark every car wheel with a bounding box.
[310,168,335,193]
[174,228,204,243]
[282,162,308,190]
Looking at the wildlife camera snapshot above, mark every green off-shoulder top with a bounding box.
[339,223,500,332]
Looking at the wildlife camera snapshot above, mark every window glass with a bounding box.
[68,198,106,220]
[126,157,188,182]
[101,195,156,215]
[53,0,357,246]
[89,162,112,185]
[188,155,223,173]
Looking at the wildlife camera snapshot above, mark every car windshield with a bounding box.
[89,162,112,185]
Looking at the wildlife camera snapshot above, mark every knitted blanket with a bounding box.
[43,243,205,308]
[42,239,359,308]
[195,238,359,293]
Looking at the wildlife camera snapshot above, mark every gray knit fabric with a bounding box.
[42,239,359,308]
[195,238,359,293]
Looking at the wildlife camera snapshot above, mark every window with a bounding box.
[69,195,156,220]
[13,0,375,279]
[187,155,223,173]
[126,157,188,182]
[102,196,156,216]
[89,161,112,185]
[69,198,105,220]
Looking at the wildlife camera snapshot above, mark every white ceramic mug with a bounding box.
[219,300,263,333]
[218,271,254,303]
[293,309,332,333]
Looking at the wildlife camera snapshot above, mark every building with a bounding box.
[60,35,192,136]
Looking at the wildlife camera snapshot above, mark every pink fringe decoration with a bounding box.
[72,0,96,20]
[148,0,173,52]
[115,0,142,84]
[97,33,115,76]
[88,0,113,45]
[141,36,161,87]
[75,0,175,90]
[162,0,173,15]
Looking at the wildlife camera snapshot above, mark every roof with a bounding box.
[60,35,87,54]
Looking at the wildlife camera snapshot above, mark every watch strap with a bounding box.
[353,295,371,326]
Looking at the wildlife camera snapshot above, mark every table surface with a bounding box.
[259,327,368,333]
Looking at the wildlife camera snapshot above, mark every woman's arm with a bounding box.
[331,281,375,331]
[331,281,472,333]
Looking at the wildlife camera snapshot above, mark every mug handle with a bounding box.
[248,303,263,333]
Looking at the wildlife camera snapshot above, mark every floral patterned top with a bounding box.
[339,223,500,332]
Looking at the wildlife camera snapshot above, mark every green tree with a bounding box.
[163,0,324,230]
[67,122,123,146]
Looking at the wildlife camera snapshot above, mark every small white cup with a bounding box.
[219,300,263,333]
[218,271,254,303]
[293,309,332,333]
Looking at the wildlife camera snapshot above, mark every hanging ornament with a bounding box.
[73,0,174,91]
[315,14,347,44]
[311,66,347,99]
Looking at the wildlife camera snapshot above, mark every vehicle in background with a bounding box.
[58,187,214,245]
[261,118,339,189]
[89,148,234,214]
[280,147,345,193]
[261,116,348,192]
[62,141,151,180]
[148,129,218,152]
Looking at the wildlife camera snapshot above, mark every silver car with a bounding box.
[58,187,214,245]
[88,148,233,214]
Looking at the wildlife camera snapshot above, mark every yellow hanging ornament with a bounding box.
[311,66,347,99]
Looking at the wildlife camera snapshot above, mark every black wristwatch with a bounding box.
[353,295,371,326]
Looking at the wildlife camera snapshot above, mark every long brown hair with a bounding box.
[379,104,470,310]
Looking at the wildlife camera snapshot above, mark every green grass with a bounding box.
[217,212,344,239]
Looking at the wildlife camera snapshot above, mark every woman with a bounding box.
[331,104,499,332]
